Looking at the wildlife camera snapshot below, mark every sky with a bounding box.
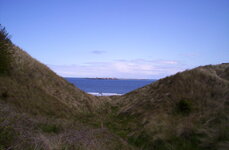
[0,0,229,79]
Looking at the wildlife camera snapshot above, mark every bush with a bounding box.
[0,25,12,75]
[175,100,192,115]
[38,123,61,133]
[1,91,8,98]
[0,126,16,149]
[128,131,153,149]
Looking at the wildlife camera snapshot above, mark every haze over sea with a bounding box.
[65,78,156,96]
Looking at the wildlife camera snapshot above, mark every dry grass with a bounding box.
[0,30,131,149]
[0,100,132,150]
[9,45,102,113]
[113,63,229,149]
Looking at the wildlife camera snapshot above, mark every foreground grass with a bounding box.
[76,96,229,150]
[0,100,133,150]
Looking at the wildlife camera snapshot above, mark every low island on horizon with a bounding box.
[66,77,156,80]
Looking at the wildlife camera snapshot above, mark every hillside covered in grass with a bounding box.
[0,26,228,150]
[0,26,132,149]
[113,63,229,149]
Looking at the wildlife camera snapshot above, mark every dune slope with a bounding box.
[0,28,132,150]
[114,63,229,149]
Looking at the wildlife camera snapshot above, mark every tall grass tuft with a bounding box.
[0,25,12,75]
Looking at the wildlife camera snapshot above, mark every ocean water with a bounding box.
[65,78,156,96]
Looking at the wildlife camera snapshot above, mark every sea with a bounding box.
[65,78,156,96]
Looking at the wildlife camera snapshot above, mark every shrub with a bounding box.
[128,131,153,149]
[0,25,12,75]
[0,126,16,149]
[175,100,192,115]
[1,91,8,98]
[38,123,61,133]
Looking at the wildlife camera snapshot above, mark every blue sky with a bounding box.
[1,0,229,79]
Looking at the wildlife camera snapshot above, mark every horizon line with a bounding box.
[63,76,158,80]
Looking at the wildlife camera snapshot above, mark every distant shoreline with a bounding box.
[88,92,122,96]
[86,77,119,80]
[65,77,156,80]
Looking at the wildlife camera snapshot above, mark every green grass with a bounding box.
[156,136,201,150]
[0,126,16,149]
[128,130,153,149]
[128,131,204,150]
[102,106,138,137]
[37,123,62,133]
[96,105,152,148]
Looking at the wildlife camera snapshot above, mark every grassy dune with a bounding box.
[69,63,229,150]
[0,27,132,150]
[113,63,229,149]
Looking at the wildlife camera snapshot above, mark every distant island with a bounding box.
[86,77,119,80]
[84,77,155,80]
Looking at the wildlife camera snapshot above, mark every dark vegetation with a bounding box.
[175,99,192,115]
[0,25,11,75]
[38,123,62,133]
[1,91,8,99]
[0,126,16,150]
